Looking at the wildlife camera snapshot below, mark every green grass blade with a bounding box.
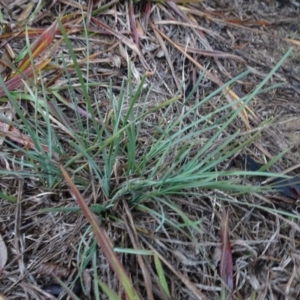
[154,253,171,298]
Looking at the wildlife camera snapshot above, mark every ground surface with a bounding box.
[1,0,300,299]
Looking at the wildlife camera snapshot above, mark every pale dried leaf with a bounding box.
[0,293,9,300]
[0,120,10,147]
[109,54,121,68]
[131,62,141,83]
[136,20,144,37]
[0,234,8,271]
[156,49,165,58]
[119,43,128,61]
[212,247,222,267]
[0,106,12,146]
[83,270,92,299]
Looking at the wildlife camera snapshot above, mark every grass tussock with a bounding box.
[1,1,300,299]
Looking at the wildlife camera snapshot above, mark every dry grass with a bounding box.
[1,0,300,299]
